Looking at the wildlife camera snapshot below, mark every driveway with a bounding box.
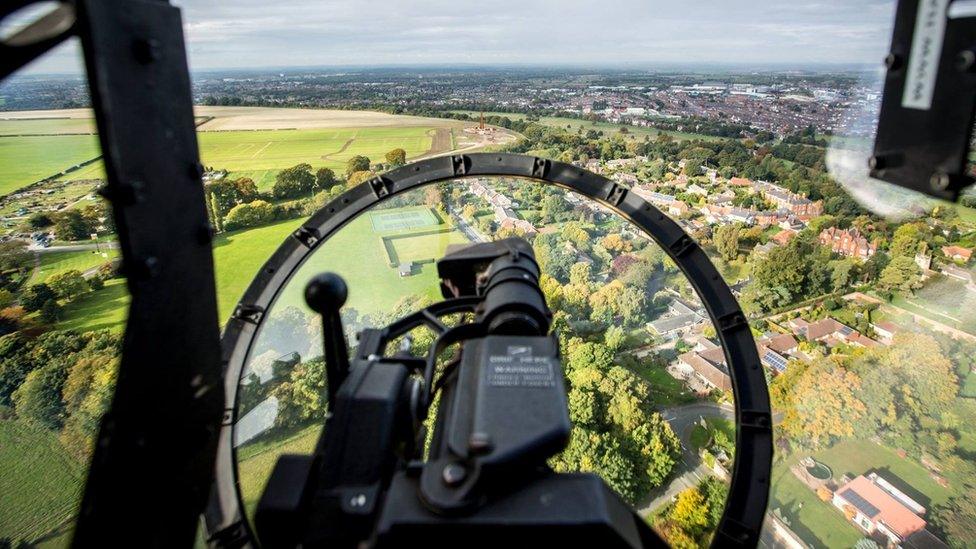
[638,401,734,516]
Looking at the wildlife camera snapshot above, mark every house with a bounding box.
[819,227,877,259]
[398,262,414,277]
[729,177,753,187]
[755,333,799,374]
[687,184,708,196]
[941,245,972,263]
[871,321,900,345]
[771,228,797,247]
[612,172,640,186]
[831,473,927,545]
[753,180,824,216]
[668,201,690,217]
[677,346,731,392]
[647,299,705,340]
[788,317,878,348]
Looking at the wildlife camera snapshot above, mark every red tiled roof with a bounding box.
[762,333,798,354]
[678,351,731,391]
[835,475,926,539]
[942,245,972,261]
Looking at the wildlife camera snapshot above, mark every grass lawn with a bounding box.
[0,420,84,543]
[771,438,958,548]
[689,417,735,452]
[272,206,471,318]
[627,355,696,407]
[883,284,976,336]
[236,425,320,518]
[769,465,862,548]
[390,230,468,264]
[56,278,129,333]
[812,440,953,508]
[29,250,118,285]
[0,134,101,195]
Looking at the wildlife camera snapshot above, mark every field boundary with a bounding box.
[381,227,455,267]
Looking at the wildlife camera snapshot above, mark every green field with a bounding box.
[0,134,101,195]
[29,250,118,285]
[450,110,723,142]
[58,127,437,191]
[54,204,470,332]
[389,230,468,264]
[0,117,96,136]
[0,420,84,542]
[236,425,320,518]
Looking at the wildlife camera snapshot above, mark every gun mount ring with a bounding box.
[204,152,773,548]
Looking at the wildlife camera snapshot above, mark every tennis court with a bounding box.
[369,207,438,232]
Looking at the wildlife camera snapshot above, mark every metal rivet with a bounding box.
[956,49,976,73]
[884,52,901,71]
[442,463,467,486]
[930,172,951,191]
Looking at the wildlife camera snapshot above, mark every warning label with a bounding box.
[486,345,556,388]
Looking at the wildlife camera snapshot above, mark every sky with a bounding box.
[10,0,897,74]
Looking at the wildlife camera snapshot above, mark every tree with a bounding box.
[714,224,741,262]
[889,223,924,259]
[271,358,327,428]
[0,241,31,272]
[540,194,569,222]
[618,286,648,327]
[315,167,338,190]
[21,283,57,312]
[272,163,316,199]
[461,204,477,221]
[604,325,626,352]
[600,233,631,254]
[589,280,625,324]
[772,357,866,448]
[566,340,614,373]
[28,212,53,229]
[828,258,858,291]
[48,270,88,300]
[39,299,62,324]
[932,495,976,548]
[232,177,259,202]
[879,255,921,293]
[346,155,371,177]
[669,487,710,537]
[223,200,276,231]
[13,364,67,429]
[347,170,373,187]
[54,210,91,241]
[385,148,406,167]
[569,262,592,287]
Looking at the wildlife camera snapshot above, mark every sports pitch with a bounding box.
[369,207,439,232]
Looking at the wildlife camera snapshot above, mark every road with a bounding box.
[447,206,488,243]
[28,240,119,253]
[637,402,733,516]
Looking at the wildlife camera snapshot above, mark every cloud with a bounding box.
[12,0,897,73]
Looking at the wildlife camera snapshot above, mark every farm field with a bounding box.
[449,110,723,142]
[0,134,101,196]
[29,249,118,285]
[0,420,84,542]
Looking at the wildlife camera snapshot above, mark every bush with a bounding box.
[223,200,275,231]
[88,276,104,291]
[20,283,57,312]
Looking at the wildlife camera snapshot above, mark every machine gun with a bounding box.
[255,238,663,547]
